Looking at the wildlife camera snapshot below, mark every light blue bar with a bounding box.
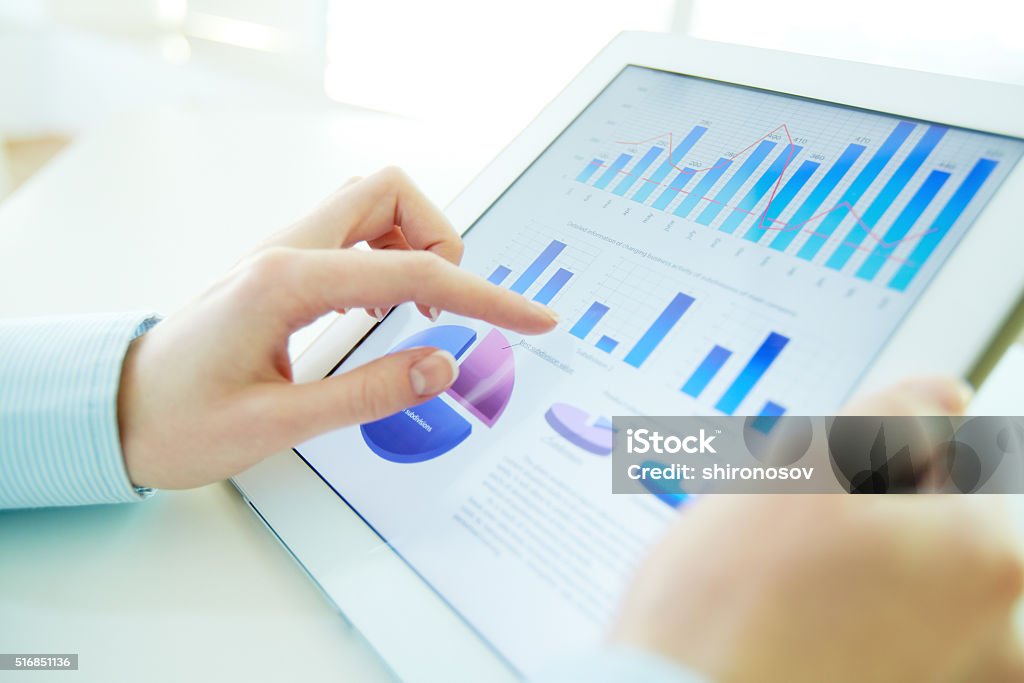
[855,170,950,280]
[509,240,566,294]
[570,302,610,340]
[596,335,619,353]
[889,158,998,291]
[673,157,733,218]
[696,141,776,226]
[624,293,695,368]
[632,126,707,204]
[652,168,697,211]
[769,143,866,251]
[594,153,632,190]
[576,159,603,183]
[681,345,732,398]
[743,160,820,243]
[715,332,790,415]
[533,268,573,305]
[751,401,786,434]
[826,125,948,269]
[719,145,802,235]
[487,265,511,285]
[613,146,664,196]
[796,121,916,260]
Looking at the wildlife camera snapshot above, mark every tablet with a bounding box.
[233,33,1024,682]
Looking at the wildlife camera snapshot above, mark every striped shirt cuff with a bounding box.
[0,312,160,509]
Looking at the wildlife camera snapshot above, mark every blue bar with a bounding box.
[593,153,632,190]
[632,126,707,204]
[743,160,820,243]
[576,159,603,183]
[719,145,802,235]
[855,170,950,280]
[624,293,696,368]
[751,401,786,434]
[487,265,511,285]
[652,168,697,211]
[696,141,776,225]
[673,158,733,218]
[681,345,732,398]
[889,158,998,291]
[570,302,610,339]
[509,240,566,294]
[796,121,916,260]
[613,146,664,196]
[596,335,619,353]
[769,143,866,251]
[715,332,790,415]
[532,268,573,305]
[826,125,948,269]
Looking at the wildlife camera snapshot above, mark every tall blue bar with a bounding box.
[570,302,610,340]
[696,141,776,226]
[596,336,619,353]
[889,158,998,291]
[769,143,866,251]
[624,293,696,368]
[796,121,916,260]
[715,332,790,415]
[673,158,733,218]
[719,145,802,235]
[751,401,786,434]
[487,265,512,285]
[632,126,708,204]
[533,268,574,305]
[743,160,820,243]
[652,168,697,211]
[826,125,948,269]
[854,170,950,280]
[613,146,664,196]
[509,240,566,294]
[681,345,732,398]
[576,159,603,183]
[593,153,633,190]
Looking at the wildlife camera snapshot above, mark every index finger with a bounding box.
[266,167,464,265]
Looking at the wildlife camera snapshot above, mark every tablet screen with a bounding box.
[296,66,1024,673]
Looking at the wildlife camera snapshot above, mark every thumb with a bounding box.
[840,375,974,416]
[270,346,460,444]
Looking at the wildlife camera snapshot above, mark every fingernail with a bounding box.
[428,306,440,322]
[903,377,974,414]
[534,303,559,324]
[409,350,459,396]
[373,307,386,321]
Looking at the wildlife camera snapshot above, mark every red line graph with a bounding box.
[590,125,934,258]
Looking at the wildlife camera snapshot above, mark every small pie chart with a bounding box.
[544,403,614,455]
[360,324,515,464]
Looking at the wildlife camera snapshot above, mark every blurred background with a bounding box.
[2,0,1022,199]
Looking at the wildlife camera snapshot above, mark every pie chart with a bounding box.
[360,324,515,463]
[544,403,614,455]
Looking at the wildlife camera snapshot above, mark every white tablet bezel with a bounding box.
[233,32,1024,682]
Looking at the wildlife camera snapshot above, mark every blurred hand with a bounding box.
[612,377,1024,683]
[118,168,557,489]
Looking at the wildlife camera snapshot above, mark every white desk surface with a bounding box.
[0,108,500,682]
[2,108,1024,683]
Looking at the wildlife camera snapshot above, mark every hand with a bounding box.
[117,168,557,489]
[612,377,1024,683]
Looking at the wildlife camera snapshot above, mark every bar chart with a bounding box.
[490,237,790,416]
[574,118,1002,293]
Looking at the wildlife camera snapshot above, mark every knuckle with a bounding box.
[375,165,410,189]
[348,372,395,421]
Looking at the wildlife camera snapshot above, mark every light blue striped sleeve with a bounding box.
[0,312,161,509]
[532,647,711,683]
